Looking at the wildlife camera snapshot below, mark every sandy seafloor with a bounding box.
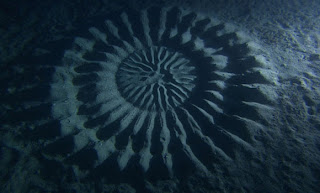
[0,0,320,193]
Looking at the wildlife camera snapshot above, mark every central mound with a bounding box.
[116,46,196,111]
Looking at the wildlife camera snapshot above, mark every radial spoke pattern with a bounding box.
[48,6,277,178]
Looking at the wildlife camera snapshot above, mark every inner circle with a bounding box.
[116,46,197,111]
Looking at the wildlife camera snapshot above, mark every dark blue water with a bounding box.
[1,1,319,193]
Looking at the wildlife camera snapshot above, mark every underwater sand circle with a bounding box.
[49,6,275,177]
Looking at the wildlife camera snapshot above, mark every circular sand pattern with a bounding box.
[49,6,276,177]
